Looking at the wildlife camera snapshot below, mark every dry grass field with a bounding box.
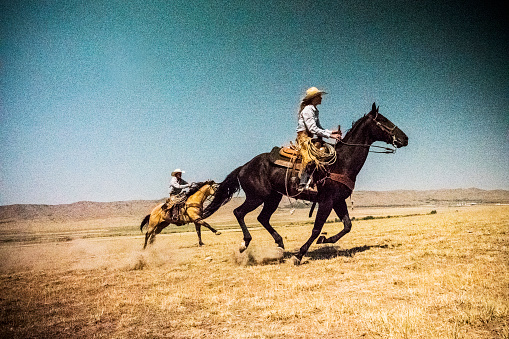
[0,204,508,338]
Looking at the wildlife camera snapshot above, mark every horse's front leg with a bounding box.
[200,220,221,236]
[317,199,351,244]
[291,199,334,264]
[193,219,221,246]
[194,222,204,246]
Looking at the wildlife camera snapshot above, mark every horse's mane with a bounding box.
[185,180,215,198]
[341,113,370,143]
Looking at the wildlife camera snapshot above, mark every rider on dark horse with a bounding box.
[202,99,408,263]
[296,87,342,190]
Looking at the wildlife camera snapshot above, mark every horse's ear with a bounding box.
[377,105,379,112]
[372,102,376,112]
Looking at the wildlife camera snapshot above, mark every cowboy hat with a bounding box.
[171,169,185,176]
[303,87,327,101]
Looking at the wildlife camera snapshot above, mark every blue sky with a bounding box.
[1,0,508,205]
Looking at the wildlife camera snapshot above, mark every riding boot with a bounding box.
[298,163,314,191]
[299,172,310,190]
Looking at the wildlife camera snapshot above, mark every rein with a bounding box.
[319,112,399,190]
[185,184,217,210]
[337,112,398,154]
[338,140,396,154]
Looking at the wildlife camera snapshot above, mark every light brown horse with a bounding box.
[140,181,220,249]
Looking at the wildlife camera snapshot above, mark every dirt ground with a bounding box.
[0,205,508,338]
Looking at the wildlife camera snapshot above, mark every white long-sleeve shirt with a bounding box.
[296,105,332,138]
[169,177,189,195]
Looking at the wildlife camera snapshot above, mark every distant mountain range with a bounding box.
[1,188,508,222]
[349,188,509,207]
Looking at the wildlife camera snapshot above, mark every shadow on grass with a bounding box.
[283,244,389,262]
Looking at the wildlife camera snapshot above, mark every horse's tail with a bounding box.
[201,166,242,219]
[140,214,150,232]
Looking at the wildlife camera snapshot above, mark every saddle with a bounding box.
[162,194,187,222]
[269,146,320,193]
[269,146,303,170]
[269,143,355,193]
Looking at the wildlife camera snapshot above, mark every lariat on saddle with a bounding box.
[270,138,337,194]
[301,138,337,170]
[298,138,337,191]
[281,138,337,169]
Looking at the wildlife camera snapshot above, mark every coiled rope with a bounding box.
[302,139,337,169]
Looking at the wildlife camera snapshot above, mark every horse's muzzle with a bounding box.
[394,135,408,148]
[391,126,408,148]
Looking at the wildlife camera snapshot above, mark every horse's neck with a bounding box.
[189,185,211,203]
[332,119,374,178]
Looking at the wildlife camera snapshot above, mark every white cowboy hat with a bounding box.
[303,87,327,101]
[171,169,185,176]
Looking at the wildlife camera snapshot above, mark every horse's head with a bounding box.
[211,183,219,195]
[205,180,218,196]
[366,103,408,148]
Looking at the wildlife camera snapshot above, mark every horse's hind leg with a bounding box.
[144,228,157,249]
[234,195,264,252]
[257,191,285,249]
[143,222,156,249]
[143,232,150,249]
[143,222,168,249]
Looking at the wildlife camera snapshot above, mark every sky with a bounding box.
[1,0,508,205]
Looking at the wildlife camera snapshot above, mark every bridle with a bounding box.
[204,183,219,203]
[338,111,398,154]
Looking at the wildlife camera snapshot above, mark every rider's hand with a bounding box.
[330,131,342,140]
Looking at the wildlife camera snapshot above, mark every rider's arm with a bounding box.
[301,106,332,138]
[170,177,190,189]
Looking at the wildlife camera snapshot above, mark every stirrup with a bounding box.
[298,177,312,192]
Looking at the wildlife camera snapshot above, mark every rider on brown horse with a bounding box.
[166,168,191,220]
[296,87,342,189]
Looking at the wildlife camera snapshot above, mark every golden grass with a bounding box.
[0,205,508,338]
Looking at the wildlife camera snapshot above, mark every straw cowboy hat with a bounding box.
[171,169,185,176]
[303,87,327,101]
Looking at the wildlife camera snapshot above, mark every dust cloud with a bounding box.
[231,245,284,266]
[0,236,195,274]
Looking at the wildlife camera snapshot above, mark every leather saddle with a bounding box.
[162,194,187,222]
[269,144,355,193]
[269,146,319,194]
[269,146,303,170]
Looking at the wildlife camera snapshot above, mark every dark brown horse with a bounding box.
[202,103,408,264]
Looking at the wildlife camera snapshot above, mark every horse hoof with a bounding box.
[289,256,301,266]
[215,231,221,236]
[269,247,285,263]
[317,235,326,244]
[239,241,247,253]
